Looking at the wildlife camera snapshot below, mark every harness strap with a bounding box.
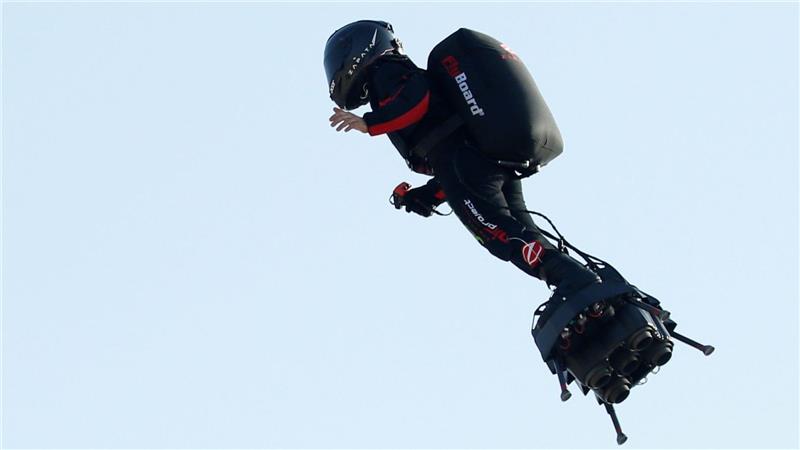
[410,114,465,160]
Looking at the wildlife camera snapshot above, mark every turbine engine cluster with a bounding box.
[531,263,714,445]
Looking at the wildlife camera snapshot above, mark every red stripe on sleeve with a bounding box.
[379,86,405,108]
[368,92,430,136]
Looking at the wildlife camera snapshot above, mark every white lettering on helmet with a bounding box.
[347,29,379,77]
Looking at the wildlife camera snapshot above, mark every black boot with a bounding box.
[538,250,601,298]
[534,250,601,329]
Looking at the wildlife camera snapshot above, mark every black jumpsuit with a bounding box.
[362,55,598,294]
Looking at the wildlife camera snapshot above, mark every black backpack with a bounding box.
[426,28,563,170]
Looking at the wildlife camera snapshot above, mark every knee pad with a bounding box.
[520,240,545,269]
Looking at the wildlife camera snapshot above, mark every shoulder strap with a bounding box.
[410,114,465,159]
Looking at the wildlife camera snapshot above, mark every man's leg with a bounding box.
[501,177,539,231]
[502,178,599,294]
[434,144,598,293]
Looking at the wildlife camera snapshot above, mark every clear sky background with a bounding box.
[1,1,798,449]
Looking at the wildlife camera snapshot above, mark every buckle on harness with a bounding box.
[495,159,540,178]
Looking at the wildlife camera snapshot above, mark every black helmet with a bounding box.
[324,20,401,110]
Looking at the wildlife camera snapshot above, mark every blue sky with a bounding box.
[2,2,798,448]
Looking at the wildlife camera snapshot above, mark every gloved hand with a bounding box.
[391,180,447,217]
